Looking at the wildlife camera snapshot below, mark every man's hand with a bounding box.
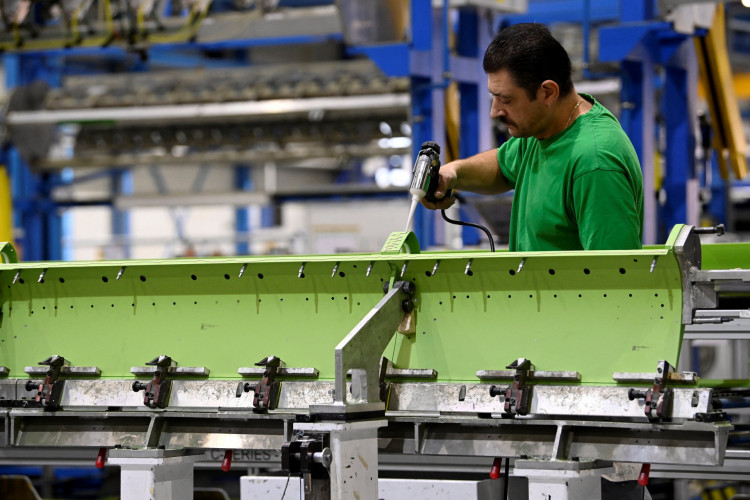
[420,161,458,210]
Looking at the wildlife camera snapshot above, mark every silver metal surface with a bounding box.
[10,410,153,448]
[325,284,408,408]
[238,367,319,378]
[476,370,581,381]
[391,417,731,466]
[611,371,698,384]
[387,383,711,419]
[60,380,144,408]
[7,94,411,126]
[8,378,717,420]
[386,368,437,380]
[673,225,706,325]
[685,318,750,339]
[24,366,102,376]
[130,366,210,377]
[0,367,8,376]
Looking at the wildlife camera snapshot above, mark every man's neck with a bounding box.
[537,91,586,140]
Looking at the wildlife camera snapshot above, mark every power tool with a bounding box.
[405,141,447,231]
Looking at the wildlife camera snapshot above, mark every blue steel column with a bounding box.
[410,0,437,248]
[4,53,64,261]
[455,8,484,246]
[620,57,657,245]
[235,166,251,255]
[662,38,698,234]
[616,0,658,245]
[112,169,132,259]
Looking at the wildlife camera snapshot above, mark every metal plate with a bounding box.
[0,244,683,385]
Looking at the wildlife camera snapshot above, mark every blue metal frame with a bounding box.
[4,53,65,261]
[599,13,704,243]
[235,166,251,255]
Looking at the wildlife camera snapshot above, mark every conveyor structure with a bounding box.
[0,224,748,499]
[5,59,411,171]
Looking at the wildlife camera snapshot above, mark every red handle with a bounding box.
[489,457,503,480]
[221,450,232,472]
[638,463,651,486]
[95,447,107,469]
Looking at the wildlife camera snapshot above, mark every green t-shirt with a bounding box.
[497,94,644,252]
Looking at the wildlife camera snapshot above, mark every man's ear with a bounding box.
[539,80,560,105]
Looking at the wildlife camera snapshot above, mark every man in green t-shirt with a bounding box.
[422,23,644,252]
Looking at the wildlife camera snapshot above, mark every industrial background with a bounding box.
[0,1,749,499]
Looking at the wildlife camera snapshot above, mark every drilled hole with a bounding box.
[509,270,515,276]
[140,276,146,282]
[258,273,264,279]
[59,278,65,283]
[583,268,590,275]
[339,271,346,277]
[619,268,626,274]
[191,275,197,280]
[102,276,109,283]
[548,269,555,275]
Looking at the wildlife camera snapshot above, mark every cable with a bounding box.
[503,457,509,500]
[440,194,495,252]
[279,473,291,499]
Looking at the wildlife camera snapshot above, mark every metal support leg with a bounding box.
[108,449,204,500]
[513,459,614,500]
[295,419,387,500]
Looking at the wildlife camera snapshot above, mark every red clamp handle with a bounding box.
[489,457,503,480]
[221,450,233,472]
[638,463,651,487]
[95,447,107,469]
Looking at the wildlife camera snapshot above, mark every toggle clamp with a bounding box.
[132,355,174,409]
[25,355,68,410]
[236,355,282,412]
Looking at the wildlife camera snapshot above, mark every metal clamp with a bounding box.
[236,355,282,412]
[25,355,68,410]
[628,360,675,421]
[489,358,534,416]
[132,355,174,409]
[282,434,332,496]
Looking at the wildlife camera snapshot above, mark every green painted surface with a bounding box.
[701,242,750,270]
[0,239,685,385]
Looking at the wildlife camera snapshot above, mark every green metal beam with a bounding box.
[0,229,689,386]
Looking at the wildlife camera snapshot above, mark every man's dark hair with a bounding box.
[483,23,573,100]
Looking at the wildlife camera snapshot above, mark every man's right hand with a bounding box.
[420,161,458,210]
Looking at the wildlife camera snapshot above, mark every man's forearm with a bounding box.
[452,149,511,195]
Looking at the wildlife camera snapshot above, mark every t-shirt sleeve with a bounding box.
[497,139,522,188]
[572,168,642,250]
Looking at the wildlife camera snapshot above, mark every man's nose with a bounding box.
[491,101,505,119]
